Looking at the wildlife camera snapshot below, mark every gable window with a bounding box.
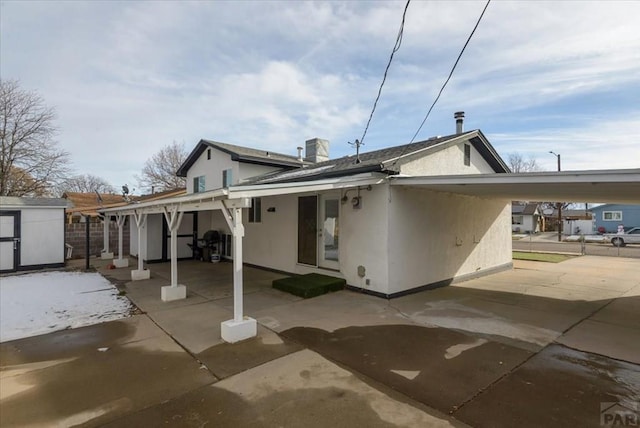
[207,148,211,160]
[222,169,233,188]
[602,211,622,221]
[248,197,262,223]
[464,144,471,166]
[193,176,205,193]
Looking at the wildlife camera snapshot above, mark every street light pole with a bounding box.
[549,151,562,242]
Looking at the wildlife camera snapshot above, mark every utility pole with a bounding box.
[549,151,562,242]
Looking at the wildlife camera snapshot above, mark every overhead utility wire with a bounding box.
[358,0,411,146]
[405,0,491,148]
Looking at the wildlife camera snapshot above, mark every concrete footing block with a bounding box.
[101,252,114,260]
[161,285,187,302]
[113,258,129,268]
[221,317,257,343]
[131,269,151,281]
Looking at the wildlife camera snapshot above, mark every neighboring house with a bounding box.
[122,125,512,297]
[0,197,67,273]
[63,192,127,223]
[511,203,540,233]
[591,204,640,233]
[542,207,592,234]
[561,208,593,235]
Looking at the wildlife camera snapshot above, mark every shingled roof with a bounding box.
[177,139,303,177]
[62,192,126,208]
[245,130,509,185]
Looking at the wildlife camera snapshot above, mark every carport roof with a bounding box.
[390,169,640,204]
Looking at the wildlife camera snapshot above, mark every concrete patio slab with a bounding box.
[212,287,303,314]
[556,319,640,364]
[122,277,209,313]
[103,349,467,428]
[0,315,216,427]
[148,301,233,354]
[196,325,303,379]
[590,295,640,329]
[252,290,410,333]
[20,255,634,428]
[455,344,640,428]
[282,324,533,414]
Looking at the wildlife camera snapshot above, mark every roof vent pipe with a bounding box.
[297,146,303,161]
[455,111,465,134]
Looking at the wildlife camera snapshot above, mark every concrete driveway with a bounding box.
[1,256,638,427]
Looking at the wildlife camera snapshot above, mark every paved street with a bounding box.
[513,237,640,258]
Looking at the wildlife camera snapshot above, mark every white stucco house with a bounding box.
[0,197,67,273]
[123,125,513,299]
[101,115,640,342]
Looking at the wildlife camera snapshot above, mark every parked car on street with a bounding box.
[605,227,640,246]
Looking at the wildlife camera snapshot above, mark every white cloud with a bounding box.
[490,115,640,171]
[1,0,639,189]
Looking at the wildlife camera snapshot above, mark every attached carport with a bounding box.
[389,168,640,203]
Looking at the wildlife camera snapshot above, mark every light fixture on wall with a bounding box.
[267,207,276,213]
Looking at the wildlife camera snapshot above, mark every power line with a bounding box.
[407,0,491,146]
[358,0,411,146]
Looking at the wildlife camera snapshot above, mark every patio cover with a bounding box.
[389,169,640,204]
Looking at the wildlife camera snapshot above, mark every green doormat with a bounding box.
[273,273,346,298]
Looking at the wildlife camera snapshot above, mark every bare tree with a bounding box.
[136,141,187,192]
[55,174,115,195]
[508,153,542,173]
[0,80,70,196]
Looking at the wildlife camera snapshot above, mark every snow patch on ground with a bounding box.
[0,271,132,343]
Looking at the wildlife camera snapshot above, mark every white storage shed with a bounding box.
[0,197,67,273]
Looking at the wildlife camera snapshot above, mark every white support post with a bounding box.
[101,215,114,259]
[113,213,129,268]
[221,199,256,343]
[161,206,186,301]
[131,211,150,280]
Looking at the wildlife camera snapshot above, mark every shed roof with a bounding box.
[0,196,68,208]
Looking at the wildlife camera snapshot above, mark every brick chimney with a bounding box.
[305,138,329,163]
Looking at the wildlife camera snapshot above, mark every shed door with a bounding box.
[0,211,20,272]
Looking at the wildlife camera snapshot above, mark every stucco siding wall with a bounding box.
[400,143,495,176]
[339,185,389,293]
[241,186,390,295]
[388,187,511,294]
[20,208,65,266]
[243,194,298,273]
[186,149,235,192]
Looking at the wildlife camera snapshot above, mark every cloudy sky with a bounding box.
[2,0,639,193]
